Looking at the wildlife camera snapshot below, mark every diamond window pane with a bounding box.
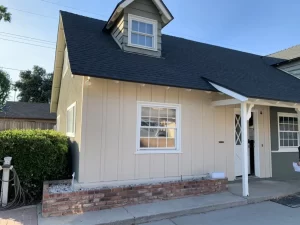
[146,24,153,34]
[145,36,153,47]
[132,20,139,32]
[131,33,138,44]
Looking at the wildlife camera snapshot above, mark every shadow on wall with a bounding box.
[68,139,79,181]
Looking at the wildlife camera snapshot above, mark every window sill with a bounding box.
[127,43,158,52]
[135,150,182,154]
[272,148,299,153]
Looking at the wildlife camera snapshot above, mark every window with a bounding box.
[66,102,76,137]
[278,113,299,149]
[137,102,181,153]
[62,47,69,77]
[128,14,157,50]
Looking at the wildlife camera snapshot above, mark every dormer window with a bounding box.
[128,14,157,51]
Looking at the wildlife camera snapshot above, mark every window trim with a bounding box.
[136,101,181,154]
[56,115,60,131]
[128,14,158,51]
[277,112,299,152]
[66,102,76,137]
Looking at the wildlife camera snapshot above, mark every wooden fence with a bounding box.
[0,119,55,131]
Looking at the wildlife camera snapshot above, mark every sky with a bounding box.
[0,0,300,101]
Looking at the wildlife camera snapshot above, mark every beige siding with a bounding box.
[78,78,272,184]
[0,119,55,131]
[56,53,84,180]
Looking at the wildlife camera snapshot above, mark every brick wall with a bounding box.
[42,178,228,217]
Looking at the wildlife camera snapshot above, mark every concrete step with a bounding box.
[38,192,247,225]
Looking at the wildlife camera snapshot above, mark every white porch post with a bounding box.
[241,102,249,197]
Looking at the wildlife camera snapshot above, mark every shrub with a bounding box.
[0,129,70,201]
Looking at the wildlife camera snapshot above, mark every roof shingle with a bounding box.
[62,11,300,103]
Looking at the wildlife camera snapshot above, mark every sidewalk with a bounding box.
[38,179,300,225]
[0,205,37,225]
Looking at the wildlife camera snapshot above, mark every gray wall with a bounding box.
[278,59,300,79]
[111,0,163,57]
[270,107,300,179]
[270,106,296,151]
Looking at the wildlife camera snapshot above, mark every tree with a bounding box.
[0,5,11,22]
[0,70,11,110]
[15,66,53,103]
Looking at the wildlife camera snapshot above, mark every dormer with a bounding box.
[104,0,173,57]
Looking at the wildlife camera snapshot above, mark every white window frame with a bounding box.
[62,47,69,78]
[128,14,158,51]
[66,102,76,137]
[56,115,60,131]
[277,112,299,152]
[136,101,181,154]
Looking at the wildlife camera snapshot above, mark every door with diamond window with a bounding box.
[234,112,250,177]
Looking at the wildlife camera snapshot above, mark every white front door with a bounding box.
[234,112,250,177]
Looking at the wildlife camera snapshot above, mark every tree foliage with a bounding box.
[0,70,11,109]
[15,66,53,103]
[0,5,11,22]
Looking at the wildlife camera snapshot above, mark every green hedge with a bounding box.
[0,130,70,201]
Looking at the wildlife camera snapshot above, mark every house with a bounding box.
[264,45,300,179]
[50,0,300,198]
[0,101,56,131]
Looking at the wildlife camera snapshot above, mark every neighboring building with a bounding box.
[51,0,300,198]
[0,101,56,131]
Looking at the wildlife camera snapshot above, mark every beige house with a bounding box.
[51,0,300,197]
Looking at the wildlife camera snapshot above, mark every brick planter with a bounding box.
[42,178,228,217]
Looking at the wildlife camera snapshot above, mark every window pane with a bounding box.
[142,107,150,117]
[168,109,176,118]
[132,20,139,32]
[149,138,157,148]
[293,133,298,139]
[159,108,168,118]
[146,24,153,34]
[146,36,153,47]
[294,140,298,146]
[140,138,149,148]
[149,128,158,137]
[280,140,284,146]
[280,132,283,139]
[167,138,175,148]
[141,117,150,126]
[150,108,159,118]
[131,33,138,44]
[279,124,284,131]
[284,124,289,131]
[159,118,168,127]
[289,140,294,146]
[284,140,288,146]
[167,129,176,138]
[284,132,288,139]
[157,129,167,137]
[279,117,284,123]
[139,22,146,33]
[296,124,299,131]
[149,118,159,127]
[284,117,289,123]
[138,34,146,46]
[140,128,149,137]
[158,138,167,148]
[288,132,294,139]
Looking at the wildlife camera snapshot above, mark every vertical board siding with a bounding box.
[0,119,55,131]
[81,78,272,183]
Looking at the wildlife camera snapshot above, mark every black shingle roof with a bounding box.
[0,102,56,120]
[61,11,300,103]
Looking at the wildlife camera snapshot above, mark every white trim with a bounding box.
[241,102,249,196]
[212,99,241,106]
[66,102,76,137]
[152,0,172,20]
[277,112,299,151]
[136,101,181,154]
[56,115,60,131]
[209,82,248,101]
[128,14,158,51]
[62,47,69,78]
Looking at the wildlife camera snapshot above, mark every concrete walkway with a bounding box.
[0,206,37,225]
[38,179,300,225]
